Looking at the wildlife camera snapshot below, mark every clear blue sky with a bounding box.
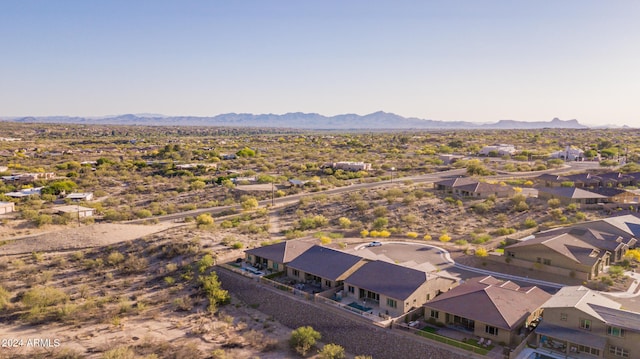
[1,1,638,126]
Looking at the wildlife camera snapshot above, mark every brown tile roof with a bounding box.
[537,187,608,199]
[344,261,429,301]
[425,276,551,330]
[287,245,365,281]
[245,240,314,264]
[506,231,605,265]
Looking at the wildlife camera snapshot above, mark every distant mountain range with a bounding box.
[1,112,594,130]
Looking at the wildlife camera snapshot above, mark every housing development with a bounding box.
[0,124,640,359]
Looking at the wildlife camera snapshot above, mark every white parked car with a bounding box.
[367,241,382,247]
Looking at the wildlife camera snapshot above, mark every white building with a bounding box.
[549,146,585,161]
[0,201,15,214]
[332,162,372,171]
[479,144,517,156]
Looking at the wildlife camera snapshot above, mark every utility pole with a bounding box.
[271,181,275,206]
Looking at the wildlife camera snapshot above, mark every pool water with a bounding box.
[347,301,372,312]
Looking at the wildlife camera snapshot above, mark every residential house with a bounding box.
[536,174,570,187]
[286,245,366,290]
[5,187,42,198]
[479,144,517,157]
[244,240,314,273]
[423,276,551,346]
[537,187,608,208]
[434,177,479,193]
[331,162,372,171]
[66,192,94,202]
[587,188,638,206]
[536,286,640,358]
[574,214,640,239]
[342,260,457,317]
[0,201,15,214]
[598,172,636,188]
[452,181,516,199]
[504,230,611,280]
[538,226,635,263]
[550,146,585,161]
[563,173,603,189]
[53,205,95,218]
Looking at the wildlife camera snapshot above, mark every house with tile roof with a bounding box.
[423,276,551,346]
[342,260,457,317]
[536,286,640,358]
[244,240,314,273]
[537,187,608,208]
[434,177,478,192]
[504,230,610,280]
[285,245,366,290]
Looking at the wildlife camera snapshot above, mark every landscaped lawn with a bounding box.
[420,326,438,334]
[415,331,490,355]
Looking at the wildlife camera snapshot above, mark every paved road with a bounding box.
[128,161,601,224]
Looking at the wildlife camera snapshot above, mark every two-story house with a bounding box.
[536,286,640,358]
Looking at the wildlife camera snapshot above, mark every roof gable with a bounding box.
[344,261,428,300]
[287,245,364,281]
[426,276,551,329]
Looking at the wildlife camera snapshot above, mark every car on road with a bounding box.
[366,241,382,247]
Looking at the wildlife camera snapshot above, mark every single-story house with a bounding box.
[0,201,15,214]
[434,177,479,193]
[536,286,640,358]
[244,240,314,273]
[587,187,638,205]
[452,181,516,199]
[504,230,611,280]
[574,214,640,238]
[330,162,372,171]
[424,276,551,346]
[66,192,94,202]
[549,146,585,161]
[562,173,603,189]
[538,226,635,263]
[342,260,457,317]
[536,187,608,208]
[536,174,570,187]
[5,187,42,198]
[53,205,95,218]
[286,245,366,290]
[479,144,517,157]
[598,172,636,188]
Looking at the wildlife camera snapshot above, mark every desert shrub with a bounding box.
[379,230,391,237]
[423,234,432,241]
[338,217,351,228]
[196,213,215,228]
[102,346,136,359]
[439,234,451,242]
[106,251,125,266]
[200,272,230,313]
[134,209,152,219]
[197,254,216,273]
[22,286,69,308]
[320,236,332,245]
[319,343,346,359]
[372,217,388,230]
[522,218,537,228]
[454,239,468,246]
[494,227,516,236]
[290,326,321,356]
[0,285,10,310]
[547,198,561,208]
[475,248,489,257]
[360,230,369,238]
[406,232,418,239]
[119,254,148,274]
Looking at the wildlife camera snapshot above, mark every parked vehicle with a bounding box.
[367,241,382,247]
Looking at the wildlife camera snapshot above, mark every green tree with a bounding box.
[41,179,77,195]
[290,326,321,356]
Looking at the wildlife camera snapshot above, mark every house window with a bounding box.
[430,310,439,319]
[536,257,542,263]
[578,345,600,356]
[273,263,278,270]
[579,318,592,330]
[507,251,515,258]
[609,345,629,358]
[485,325,499,336]
[386,298,397,308]
[608,326,625,337]
[247,255,252,261]
[348,286,354,294]
[543,258,551,265]
[325,280,331,287]
[560,313,567,321]
[292,269,299,277]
